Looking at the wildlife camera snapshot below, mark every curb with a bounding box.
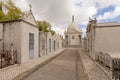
[78,50,89,80]
[14,49,66,80]
[95,62,112,80]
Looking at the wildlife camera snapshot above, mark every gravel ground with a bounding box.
[79,50,110,80]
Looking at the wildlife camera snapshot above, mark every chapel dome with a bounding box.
[65,16,82,34]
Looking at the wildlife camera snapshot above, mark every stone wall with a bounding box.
[20,21,39,63]
[0,21,39,64]
[0,23,3,51]
[95,27,120,52]
[39,31,47,56]
[0,22,22,63]
[0,21,63,64]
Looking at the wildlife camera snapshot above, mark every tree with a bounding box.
[5,0,25,20]
[37,20,56,35]
[37,20,51,32]
[0,1,5,21]
[50,30,56,36]
[0,0,24,21]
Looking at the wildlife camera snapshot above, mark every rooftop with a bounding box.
[106,52,120,58]
[65,16,82,34]
[96,22,120,27]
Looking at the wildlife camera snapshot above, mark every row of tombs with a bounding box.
[0,11,63,67]
[83,18,120,80]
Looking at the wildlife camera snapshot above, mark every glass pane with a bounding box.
[29,33,34,59]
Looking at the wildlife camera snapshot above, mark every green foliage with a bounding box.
[50,30,56,36]
[0,0,24,21]
[0,1,5,21]
[37,20,51,32]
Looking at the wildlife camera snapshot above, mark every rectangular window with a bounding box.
[49,39,51,52]
[29,33,34,59]
[42,40,45,50]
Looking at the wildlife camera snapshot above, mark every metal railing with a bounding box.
[113,70,120,80]
[0,50,17,68]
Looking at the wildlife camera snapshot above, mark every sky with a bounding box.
[6,0,120,37]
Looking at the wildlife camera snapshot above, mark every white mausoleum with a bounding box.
[86,18,120,60]
[0,10,39,63]
[64,16,82,48]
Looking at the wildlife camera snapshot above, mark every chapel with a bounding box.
[64,16,82,48]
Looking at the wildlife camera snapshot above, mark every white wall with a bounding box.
[12,22,22,63]
[0,21,39,64]
[65,33,82,45]
[20,21,39,63]
[0,23,3,51]
[95,27,120,52]
[0,22,22,63]
[39,32,47,56]
[46,32,53,54]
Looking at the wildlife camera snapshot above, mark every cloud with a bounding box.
[97,6,120,21]
[13,0,29,11]
[10,0,120,37]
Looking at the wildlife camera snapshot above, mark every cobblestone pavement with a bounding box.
[79,50,110,80]
[0,49,65,80]
[24,49,88,80]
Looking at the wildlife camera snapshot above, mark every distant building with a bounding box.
[86,18,120,60]
[64,16,82,48]
[46,32,63,54]
[52,34,63,52]
[39,31,63,57]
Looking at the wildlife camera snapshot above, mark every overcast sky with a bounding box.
[12,0,120,37]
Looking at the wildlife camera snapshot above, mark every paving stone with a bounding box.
[0,49,65,80]
[24,49,87,80]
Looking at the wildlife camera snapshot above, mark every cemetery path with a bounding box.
[23,49,88,80]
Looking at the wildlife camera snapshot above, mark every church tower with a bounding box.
[64,16,82,48]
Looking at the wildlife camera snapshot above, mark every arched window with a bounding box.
[72,36,75,39]
[66,35,68,38]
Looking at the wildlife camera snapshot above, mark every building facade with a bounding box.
[0,9,64,65]
[39,29,63,57]
[83,37,87,51]
[86,18,120,60]
[64,16,82,48]
[0,15,39,63]
[0,9,40,64]
[39,31,47,57]
[46,32,63,54]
